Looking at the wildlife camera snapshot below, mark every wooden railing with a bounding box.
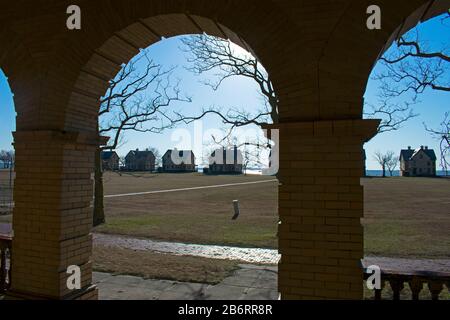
[0,234,12,292]
[364,267,450,300]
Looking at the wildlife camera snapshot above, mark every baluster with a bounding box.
[8,247,12,289]
[389,278,404,301]
[408,277,423,300]
[428,281,443,301]
[374,280,386,300]
[0,247,6,292]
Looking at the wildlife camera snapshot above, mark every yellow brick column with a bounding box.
[272,119,379,300]
[8,131,103,300]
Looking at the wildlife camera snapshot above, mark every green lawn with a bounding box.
[96,172,279,248]
[96,173,450,259]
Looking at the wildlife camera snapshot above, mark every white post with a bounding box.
[232,200,240,220]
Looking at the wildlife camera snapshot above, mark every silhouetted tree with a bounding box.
[374,151,396,177]
[180,34,278,148]
[94,51,191,226]
[0,150,14,169]
[371,20,449,158]
[425,112,450,175]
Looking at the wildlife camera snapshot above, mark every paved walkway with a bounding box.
[94,233,281,265]
[0,222,11,235]
[95,264,279,300]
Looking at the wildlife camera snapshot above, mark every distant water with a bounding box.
[196,168,449,177]
[366,170,448,177]
[197,167,263,175]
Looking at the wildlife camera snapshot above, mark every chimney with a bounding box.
[425,146,428,150]
[421,146,424,150]
[408,146,411,150]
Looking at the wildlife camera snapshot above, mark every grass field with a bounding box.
[93,245,239,284]
[97,172,279,248]
[1,171,449,258]
[362,177,450,258]
[96,172,450,258]
[0,169,14,215]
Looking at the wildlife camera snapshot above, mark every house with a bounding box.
[400,146,437,177]
[208,146,244,174]
[162,149,196,172]
[125,149,156,172]
[101,151,120,171]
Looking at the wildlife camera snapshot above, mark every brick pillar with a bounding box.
[8,131,102,300]
[274,119,379,300]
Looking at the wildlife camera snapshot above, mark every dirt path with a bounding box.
[105,179,278,199]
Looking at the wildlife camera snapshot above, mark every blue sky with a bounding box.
[0,14,449,169]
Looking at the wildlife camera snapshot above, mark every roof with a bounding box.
[101,151,118,160]
[210,147,243,165]
[164,150,195,158]
[163,150,195,166]
[400,147,437,161]
[126,150,155,159]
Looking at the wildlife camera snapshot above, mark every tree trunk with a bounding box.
[382,165,386,177]
[93,147,106,227]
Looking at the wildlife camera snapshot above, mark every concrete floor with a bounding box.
[94,264,279,300]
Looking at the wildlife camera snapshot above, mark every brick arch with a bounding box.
[6,0,450,301]
[0,27,40,130]
[64,14,271,132]
[59,0,306,133]
[315,0,450,121]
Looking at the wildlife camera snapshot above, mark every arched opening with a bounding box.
[72,17,280,300]
[362,9,450,300]
[0,69,15,222]
[0,68,15,291]
[6,1,450,301]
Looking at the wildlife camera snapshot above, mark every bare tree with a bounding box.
[0,150,14,169]
[180,35,278,137]
[376,32,449,98]
[94,51,191,226]
[386,152,399,176]
[203,127,270,175]
[366,16,450,134]
[374,151,396,177]
[148,147,162,168]
[368,19,450,172]
[364,100,418,133]
[425,112,450,175]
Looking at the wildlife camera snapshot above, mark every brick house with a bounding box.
[208,146,244,174]
[162,149,196,172]
[101,151,120,171]
[125,149,156,171]
[400,146,437,177]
